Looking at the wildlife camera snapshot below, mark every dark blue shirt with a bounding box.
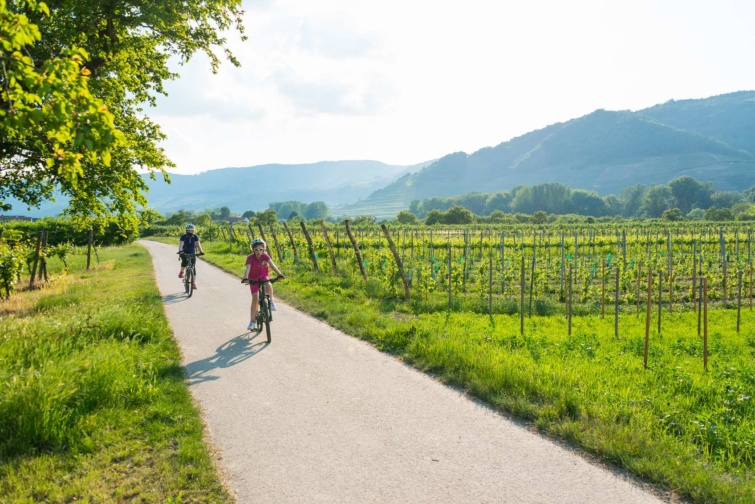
[180,233,200,254]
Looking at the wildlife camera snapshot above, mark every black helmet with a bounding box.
[185,224,195,231]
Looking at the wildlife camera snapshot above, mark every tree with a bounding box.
[456,192,487,216]
[705,206,735,221]
[255,208,278,226]
[668,176,704,214]
[710,191,743,209]
[241,210,256,219]
[485,190,513,214]
[442,205,474,224]
[218,206,232,221]
[1,1,123,211]
[395,210,418,225]
[662,208,684,221]
[531,211,547,224]
[570,189,606,216]
[408,199,421,216]
[639,185,671,218]
[1,0,245,233]
[304,201,329,220]
[424,209,443,225]
[618,184,646,217]
[195,213,212,227]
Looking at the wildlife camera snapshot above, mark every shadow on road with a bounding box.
[162,292,189,305]
[184,333,268,386]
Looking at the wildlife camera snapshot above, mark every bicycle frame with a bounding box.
[181,252,198,297]
[242,276,282,343]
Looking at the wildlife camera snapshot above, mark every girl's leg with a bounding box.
[250,291,260,320]
[266,281,274,302]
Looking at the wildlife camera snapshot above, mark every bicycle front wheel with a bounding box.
[186,269,194,297]
[260,298,271,343]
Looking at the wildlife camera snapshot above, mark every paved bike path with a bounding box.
[140,240,670,504]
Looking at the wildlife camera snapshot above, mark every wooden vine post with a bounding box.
[668,230,673,313]
[380,224,410,301]
[256,224,269,252]
[488,254,493,315]
[657,270,662,335]
[703,277,708,371]
[282,221,300,263]
[697,276,703,337]
[86,228,93,270]
[344,220,367,281]
[29,231,42,287]
[528,249,536,317]
[40,230,48,282]
[601,258,606,317]
[520,254,526,336]
[567,262,573,336]
[614,262,620,338]
[299,221,319,271]
[320,221,339,276]
[644,270,652,368]
[447,242,452,309]
[737,270,743,333]
[692,242,697,312]
[269,224,283,263]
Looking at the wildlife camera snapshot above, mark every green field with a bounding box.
[0,245,231,503]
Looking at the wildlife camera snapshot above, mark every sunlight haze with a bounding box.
[151,0,755,174]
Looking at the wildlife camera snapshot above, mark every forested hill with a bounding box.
[338,91,755,217]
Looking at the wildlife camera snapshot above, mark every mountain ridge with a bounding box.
[338,91,755,218]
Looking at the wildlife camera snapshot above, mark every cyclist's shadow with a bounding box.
[184,332,268,386]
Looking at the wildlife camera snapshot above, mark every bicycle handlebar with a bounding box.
[241,275,284,285]
[177,251,205,256]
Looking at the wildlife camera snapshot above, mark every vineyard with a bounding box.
[156,220,755,316]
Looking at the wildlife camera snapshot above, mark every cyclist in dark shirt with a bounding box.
[178,224,205,288]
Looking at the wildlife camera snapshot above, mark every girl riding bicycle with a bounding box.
[244,238,284,331]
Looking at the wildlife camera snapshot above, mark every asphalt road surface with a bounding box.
[141,240,671,504]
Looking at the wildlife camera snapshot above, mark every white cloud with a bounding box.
[149,0,755,174]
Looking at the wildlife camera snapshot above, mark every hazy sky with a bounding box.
[151,0,755,175]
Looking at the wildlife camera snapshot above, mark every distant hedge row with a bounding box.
[0,218,137,247]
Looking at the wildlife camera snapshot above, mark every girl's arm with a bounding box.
[268,259,283,277]
[244,263,251,279]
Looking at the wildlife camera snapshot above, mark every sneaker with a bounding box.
[192,283,198,290]
[247,320,256,331]
[178,271,184,278]
[270,301,277,311]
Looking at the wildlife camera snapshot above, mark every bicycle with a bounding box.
[178,251,204,297]
[242,276,283,343]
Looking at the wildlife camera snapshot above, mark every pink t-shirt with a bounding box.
[246,252,271,281]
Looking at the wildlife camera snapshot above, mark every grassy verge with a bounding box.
[172,237,755,504]
[0,245,231,503]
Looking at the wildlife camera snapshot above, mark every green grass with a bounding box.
[0,245,231,503]
[180,236,755,504]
